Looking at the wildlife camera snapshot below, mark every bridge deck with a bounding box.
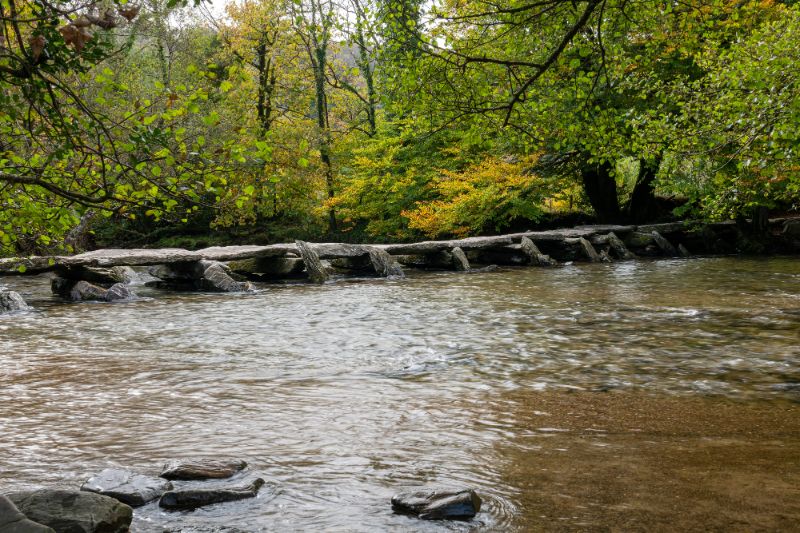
[0,222,690,275]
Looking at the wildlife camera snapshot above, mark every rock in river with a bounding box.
[391,488,482,520]
[0,495,55,532]
[52,279,134,302]
[159,478,266,510]
[6,490,132,533]
[80,468,173,507]
[69,281,109,301]
[160,458,248,480]
[0,290,29,314]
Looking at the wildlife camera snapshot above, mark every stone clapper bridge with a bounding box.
[0,220,789,305]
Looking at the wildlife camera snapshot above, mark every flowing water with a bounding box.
[1,257,799,531]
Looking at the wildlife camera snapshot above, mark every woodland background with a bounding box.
[1,0,798,255]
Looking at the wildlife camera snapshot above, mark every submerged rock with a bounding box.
[104,283,133,301]
[450,247,471,271]
[606,232,636,260]
[158,478,265,510]
[783,219,800,238]
[367,247,405,278]
[391,488,482,520]
[6,490,132,533]
[520,236,556,266]
[0,495,55,532]
[651,231,678,256]
[396,250,458,270]
[148,261,254,292]
[295,240,329,283]
[160,458,248,481]
[624,231,655,249]
[577,237,601,262]
[56,266,135,284]
[69,280,108,301]
[51,278,134,302]
[80,468,173,507]
[227,257,305,280]
[0,290,29,313]
[110,266,137,284]
[196,261,255,292]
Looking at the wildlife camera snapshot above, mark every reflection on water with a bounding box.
[1,257,799,531]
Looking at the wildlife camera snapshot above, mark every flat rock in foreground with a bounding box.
[391,488,482,520]
[0,495,55,532]
[160,458,248,480]
[6,490,132,533]
[80,468,173,507]
[158,478,265,510]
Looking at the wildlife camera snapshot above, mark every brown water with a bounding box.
[1,257,799,531]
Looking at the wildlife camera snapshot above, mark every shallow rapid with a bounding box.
[1,257,799,531]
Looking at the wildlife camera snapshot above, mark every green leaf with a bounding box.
[202,111,220,126]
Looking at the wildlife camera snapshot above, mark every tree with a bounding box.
[387,0,795,223]
[328,0,379,136]
[662,3,800,222]
[291,0,338,232]
[0,0,255,254]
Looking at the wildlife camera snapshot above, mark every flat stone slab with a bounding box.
[0,495,55,532]
[311,243,373,259]
[60,245,297,268]
[80,468,173,507]
[6,490,132,533]
[3,220,777,277]
[158,478,265,510]
[0,245,299,275]
[0,256,56,275]
[380,235,515,255]
[160,459,248,480]
[391,488,482,520]
[637,222,687,234]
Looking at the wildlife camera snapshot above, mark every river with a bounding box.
[1,257,799,531]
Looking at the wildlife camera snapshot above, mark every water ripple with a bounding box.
[1,256,799,530]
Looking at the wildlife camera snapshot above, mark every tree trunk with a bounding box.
[313,50,336,232]
[354,23,376,136]
[255,40,276,135]
[752,205,769,235]
[625,158,660,224]
[580,162,620,223]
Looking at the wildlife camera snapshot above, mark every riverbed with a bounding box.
[1,257,799,531]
